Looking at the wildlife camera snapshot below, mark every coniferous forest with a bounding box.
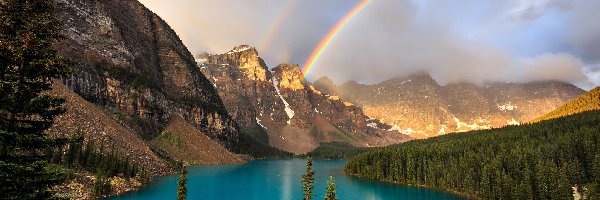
[345,110,600,199]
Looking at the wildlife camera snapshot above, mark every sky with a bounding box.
[139,0,600,90]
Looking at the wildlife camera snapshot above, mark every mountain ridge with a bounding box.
[530,86,600,123]
[314,72,585,138]
[199,45,412,154]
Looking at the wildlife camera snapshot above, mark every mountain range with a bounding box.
[198,46,411,154]
[313,74,584,138]
[43,0,592,197]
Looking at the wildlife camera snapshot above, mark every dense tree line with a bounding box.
[306,142,372,160]
[531,86,600,122]
[237,128,293,158]
[51,138,149,196]
[51,138,146,179]
[345,110,600,199]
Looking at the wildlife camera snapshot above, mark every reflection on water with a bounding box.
[106,159,464,200]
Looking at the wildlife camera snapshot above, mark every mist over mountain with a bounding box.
[139,0,600,89]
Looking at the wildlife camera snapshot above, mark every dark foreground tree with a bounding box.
[301,156,315,200]
[324,176,338,200]
[0,0,72,199]
[177,163,188,200]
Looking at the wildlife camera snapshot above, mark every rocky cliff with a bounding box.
[54,0,239,150]
[199,46,411,154]
[314,73,585,138]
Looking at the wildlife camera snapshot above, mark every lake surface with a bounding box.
[107,159,465,200]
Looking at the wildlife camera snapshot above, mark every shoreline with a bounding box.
[344,172,477,199]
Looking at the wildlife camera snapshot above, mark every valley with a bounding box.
[1,0,599,199]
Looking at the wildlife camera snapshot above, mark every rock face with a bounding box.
[46,81,171,176]
[313,73,585,138]
[54,0,239,149]
[200,46,411,154]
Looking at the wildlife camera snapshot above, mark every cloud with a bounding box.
[139,0,600,89]
[516,53,587,83]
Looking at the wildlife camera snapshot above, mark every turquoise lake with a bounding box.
[107,159,465,200]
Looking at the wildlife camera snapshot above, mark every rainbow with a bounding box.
[258,0,298,53]
[302,0,372,77]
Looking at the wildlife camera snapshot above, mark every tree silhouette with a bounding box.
[324,176,338,200]
[301,156,315,200]
[177,163,188,200]
[0,0,73,198]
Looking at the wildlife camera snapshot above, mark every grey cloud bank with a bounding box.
[139,0,600,90]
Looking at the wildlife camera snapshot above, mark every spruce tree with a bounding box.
[301,156,315,200]
[324,176,338,200]
[177,163,188,200]
[0,0,72,199]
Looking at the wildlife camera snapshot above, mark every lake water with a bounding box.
[107,159,465,200]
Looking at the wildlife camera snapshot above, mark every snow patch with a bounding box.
[314,108,321,114]
[454,117,491,130]
[438,125,447,135]
[228,46,251,54]
[400,79,412,85]
[507,118,520,125]
[272,77,294,123]
[388,125,403,132]
[387,125,414,135]
[367,122,378,129]
[256,117,267,130]
[195,58,208,64]
[497,102,517,111]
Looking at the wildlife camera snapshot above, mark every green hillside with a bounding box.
[531,86,600,123]
[345,110,600,199]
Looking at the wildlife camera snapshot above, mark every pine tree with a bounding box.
[324,176,338,200]
[302,156,316,200]
[177,163,188,200]
[0,0,73,199]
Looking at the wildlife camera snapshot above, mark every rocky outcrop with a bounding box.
[313,73,585,138]
[46,81,171,176]
[200,46,412,154]
[54,0,239,149]
[152,114,245,165]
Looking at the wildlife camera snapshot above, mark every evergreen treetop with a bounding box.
[324,176,338,200]
[177,163,188,200]
[301,156,315,200]
[0,0,72,199]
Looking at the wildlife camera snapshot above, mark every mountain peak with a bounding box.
[272,64,305,90]
[228,45,255,54]
[314,76,335,86]
[313,76,339,96]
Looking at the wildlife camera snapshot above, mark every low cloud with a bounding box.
[516,53,587,82]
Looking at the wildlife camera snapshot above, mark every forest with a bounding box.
[345,110,600,199]
[51,137,149,195]
[531,86,600,123]
[305,142,372,160]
